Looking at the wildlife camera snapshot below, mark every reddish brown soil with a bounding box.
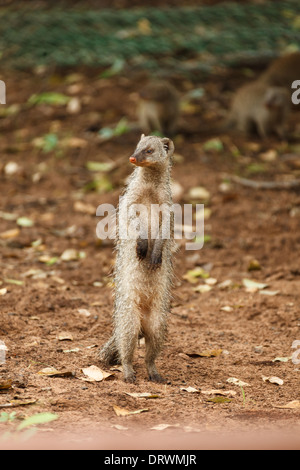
[0,65,299,449]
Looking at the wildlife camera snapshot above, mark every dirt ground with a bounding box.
[0,63,300,449]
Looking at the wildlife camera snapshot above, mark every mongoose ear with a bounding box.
[140,133,145,139]
[161,137,174,156]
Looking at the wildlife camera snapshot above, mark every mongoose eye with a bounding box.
[146,149,153,154]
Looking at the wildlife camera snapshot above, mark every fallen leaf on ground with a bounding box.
[0,228,20,239]
[183,267,209,283]
[247,259,261,271]
[242,278,268,292]
[274,400,300,409]
[125,392,160,399]
[272,357,290,363]
[0,211,18,221]
[150,423,180,431]
[61,249,85,261]
[205,277,217,286]
[220,306,233,312]
[77,309,91,317]
[188,186,210,200]
[259,290,280,296]
[193,284,212,294]
[4,279,24,286]
[37,367,74,377]
[180,386,200,393]
[28,92,70,106]
[4,162,21,176]
[86,161,115,172]
[207,396,232,404]
[0,399,36,408]
[57,332,74,341]
[185,349,222,358]
[203,138,224,152]
[262,376,284,386]
[218,279,234,290]
[201,389,237,397]
[73,201,95,215]
[111,424,129,431]
[61,137,88,149]
[113,405,148,417]
[63,348,80,354]
[17,412,59,431]
[17,217,34,228]
[227,377,249,387]
[0,380,12,390]
[82,365,113,382]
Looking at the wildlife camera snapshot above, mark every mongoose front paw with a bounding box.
[136,239,148,260]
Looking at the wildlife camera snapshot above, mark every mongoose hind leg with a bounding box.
[142,311,167,383]
[115,310,141,383]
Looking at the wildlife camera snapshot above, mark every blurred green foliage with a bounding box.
[0,1,299,71]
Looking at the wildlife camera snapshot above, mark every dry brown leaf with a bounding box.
[180,386,200,393]
[227,377,249,387]
[61,137,87,148]
[185,349,222,358]
[111,424,129,431]
[82,365,113,382]
[274,400,300,409]
[0,399,36,408]
[193,284,212,294]
[73,201,95,215]
[150,423,180,431]
[262,376,284,386]
[125,392,160,399]
[38,367,74,377]
[0,228,20,240]
[201,389,237,397]
[57,331,74,341]
[113,405,149,417]
[0,380,12,390]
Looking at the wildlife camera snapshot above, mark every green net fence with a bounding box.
[0,1,299,73]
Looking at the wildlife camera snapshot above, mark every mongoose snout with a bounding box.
[129,146,156,166]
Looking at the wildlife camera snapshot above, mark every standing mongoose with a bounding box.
[99,134,175,383]
[228,80,291,139]
[137,81,180,136]
[260,52,300,89]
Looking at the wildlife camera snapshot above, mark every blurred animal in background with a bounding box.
[137,81,180,136]
[260,52,300,90]
[227,81,291,139]
[226,52,300,139]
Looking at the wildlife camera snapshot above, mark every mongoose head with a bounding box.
[129,134,174,168]
[264,87,290,110]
